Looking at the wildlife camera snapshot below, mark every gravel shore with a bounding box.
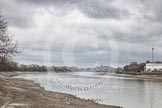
[0,72,122,108]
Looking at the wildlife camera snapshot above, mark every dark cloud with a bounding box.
[81,3,129,19]
[15,0,129,19]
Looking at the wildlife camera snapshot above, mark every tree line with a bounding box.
[6,61,48,72]
[4,61,79,72]
[49,66,79,72]
[0,12,19,71]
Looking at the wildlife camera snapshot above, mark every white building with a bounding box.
[145,63,162,72]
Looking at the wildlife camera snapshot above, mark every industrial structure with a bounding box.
[145,47,162,72]
[145,63,162,72]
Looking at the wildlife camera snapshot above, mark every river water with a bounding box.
[15,72,162,108]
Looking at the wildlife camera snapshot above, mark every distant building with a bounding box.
[131,62,138,65]
[79,65,115,72]
[145,63,162,72]
[123,62,145,72]
[95,65,115,72]
[124,62,139,72]
[116,67,123,73]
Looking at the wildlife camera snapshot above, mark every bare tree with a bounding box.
[0,12,19,71]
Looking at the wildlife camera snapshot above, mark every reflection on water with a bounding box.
[15,72,162,108]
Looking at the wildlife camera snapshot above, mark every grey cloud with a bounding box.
[0,0,129,28]
[1,0,162,66]
[17,38,112,66]
[125,0,162,22]
[15,0,130,19]
[0,0,35,28]
[81,1,129,19]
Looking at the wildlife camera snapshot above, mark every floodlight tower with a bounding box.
[152,47,154,63]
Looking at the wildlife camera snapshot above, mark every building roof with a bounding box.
[146,63,162,66]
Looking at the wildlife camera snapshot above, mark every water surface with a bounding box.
[15,72,162,108]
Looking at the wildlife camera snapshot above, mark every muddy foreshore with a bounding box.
[0,72,122,108]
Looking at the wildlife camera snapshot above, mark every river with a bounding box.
[15,72,162,108]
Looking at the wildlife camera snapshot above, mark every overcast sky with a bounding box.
[1,0,162,67]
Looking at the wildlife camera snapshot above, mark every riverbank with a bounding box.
[117,71,162,75]
[0,72,121,108]
[107,72,161,80]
